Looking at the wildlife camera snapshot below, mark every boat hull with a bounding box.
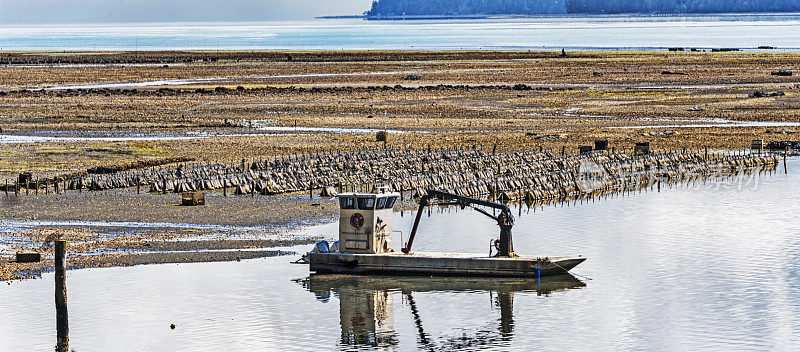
[308,252,585,278]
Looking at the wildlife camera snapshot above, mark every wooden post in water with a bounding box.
[785,147,789,175]
[55,240,69,352]
[4,179,7,197]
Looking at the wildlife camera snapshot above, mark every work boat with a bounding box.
[307,189,586,278]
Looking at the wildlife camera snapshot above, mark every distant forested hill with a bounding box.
[366,0,567,16]
[365,0,800,16]
[568,0,800,13]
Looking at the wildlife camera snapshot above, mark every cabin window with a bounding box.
[339,197,355,209]
[376,197,387,209]
[358,197,375,210]
[385,196,397,209]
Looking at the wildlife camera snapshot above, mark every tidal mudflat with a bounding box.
[0,50,797,290]
[2,51,800,180]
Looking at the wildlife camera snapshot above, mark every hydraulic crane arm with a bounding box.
[401,189,517,257]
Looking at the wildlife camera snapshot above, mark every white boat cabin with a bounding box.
[337,190,400,254]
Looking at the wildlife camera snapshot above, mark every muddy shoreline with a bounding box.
[1,246,301,282]
[0,190,339,281]
[0,231,324,281]
[1,191,339,227]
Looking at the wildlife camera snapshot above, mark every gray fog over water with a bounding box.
[1,160,798,351]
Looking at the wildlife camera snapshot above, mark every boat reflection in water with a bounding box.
[297,274,585,349]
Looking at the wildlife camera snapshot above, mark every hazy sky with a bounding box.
[0,0,373,24]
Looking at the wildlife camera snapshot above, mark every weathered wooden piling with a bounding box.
[55,240,69,352]
[785,147,789,174]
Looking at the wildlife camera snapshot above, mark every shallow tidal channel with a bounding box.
[1,160,799,351]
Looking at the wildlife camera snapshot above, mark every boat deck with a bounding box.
[308,251,585,278]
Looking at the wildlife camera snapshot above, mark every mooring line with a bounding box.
[550,260,593,281]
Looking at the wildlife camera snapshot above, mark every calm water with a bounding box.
[0,126,410,144]
[1,160,799,351]
[2,15,800,51]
